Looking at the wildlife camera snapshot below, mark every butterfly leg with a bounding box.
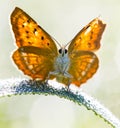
[44,71,57,84]
[44,77,49,85]
[65,80,71,91]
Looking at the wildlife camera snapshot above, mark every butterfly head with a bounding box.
[58,47,67,57]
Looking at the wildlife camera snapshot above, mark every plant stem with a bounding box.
[0,78,120,128]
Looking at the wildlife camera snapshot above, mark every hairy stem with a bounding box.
[0,78,120,128]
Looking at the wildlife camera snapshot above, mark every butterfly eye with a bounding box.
[59,48,62,54]
[59,49,67,54]
[64,49,67,54]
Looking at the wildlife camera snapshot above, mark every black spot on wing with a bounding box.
[41,36,44,40]
[33,28,37,34]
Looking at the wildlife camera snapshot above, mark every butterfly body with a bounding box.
[11,7,106,87]
[50,48,72,85]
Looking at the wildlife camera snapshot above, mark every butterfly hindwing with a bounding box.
[12,46,56,80]
[68,51,98,86]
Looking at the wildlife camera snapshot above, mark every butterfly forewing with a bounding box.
[11,7,58,54]
[68,18,106,53]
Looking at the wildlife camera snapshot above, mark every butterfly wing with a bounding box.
[68,51,98,86]
[68,18,106,53]
[13,46,56,80]
[68,18,106,86]
[11,7,58,54]
[11,7,58,80]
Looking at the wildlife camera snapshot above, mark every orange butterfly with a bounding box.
[11,7,106,87]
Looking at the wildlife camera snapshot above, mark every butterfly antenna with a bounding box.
[64,39,73,49]
[51,36,62,48]
[97,14,101,19]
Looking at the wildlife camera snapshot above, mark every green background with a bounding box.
[0,0,120,128]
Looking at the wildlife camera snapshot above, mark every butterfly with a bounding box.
[10,7,106,87]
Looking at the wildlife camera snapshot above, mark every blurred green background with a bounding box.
[0,0,120,128]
